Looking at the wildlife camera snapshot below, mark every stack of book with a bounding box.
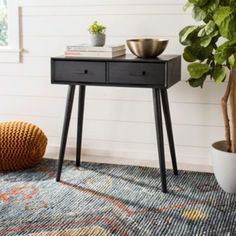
[64,44,126,58]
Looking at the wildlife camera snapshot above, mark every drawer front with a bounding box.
[109,62,165,85]
[53,60,106,83]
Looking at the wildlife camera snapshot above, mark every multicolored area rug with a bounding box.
[0,159,236,236]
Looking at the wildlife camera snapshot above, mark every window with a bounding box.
[0,0,20,63]
[0,0,7,46]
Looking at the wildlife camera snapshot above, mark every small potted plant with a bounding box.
[88,21,106,47]
[179,0,236,193]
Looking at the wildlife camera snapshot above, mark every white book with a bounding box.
[66,44,126,52]
[64,49,126,58]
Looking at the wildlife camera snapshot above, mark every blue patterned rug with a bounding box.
[0,158,236,235]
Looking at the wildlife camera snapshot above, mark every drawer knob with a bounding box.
[73,69,88,75]
[129,71,146,76]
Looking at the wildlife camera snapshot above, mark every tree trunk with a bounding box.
[221,73,232,152]
[230,69,236,153]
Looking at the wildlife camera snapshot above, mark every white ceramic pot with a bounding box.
[90,33,106,47]
[212,140,236,193]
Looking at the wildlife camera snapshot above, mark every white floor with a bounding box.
[46,146,213,173]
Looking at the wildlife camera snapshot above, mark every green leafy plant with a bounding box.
[88,21,106,34]
[179,0,236,153]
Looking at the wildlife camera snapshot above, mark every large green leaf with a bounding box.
[205,20,216,35]
[229,0,236,8]
[213,66,226,84]
[198,27,206,37]
[183,47,197,62]
[219,15,236,39]
[179,26,197,45]
[213,7,233,26]
[228,55,236,70]
[192,6,207,21]
[199,35,213,47]
[213,6,236,39]
[215,39,236,64]
[188,76,207,88]
[189,0,209,7]
[185,43,213,61]
[202,0,219,14]
[228,54,235,66]
[197,20,216,37]
[228,16,236,40]
[188,63,210,78]
[199,30,218,47]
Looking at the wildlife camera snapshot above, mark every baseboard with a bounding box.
[45,146,213,173]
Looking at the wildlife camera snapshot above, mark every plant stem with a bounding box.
[230,69,236,153]
[221,74,232,152]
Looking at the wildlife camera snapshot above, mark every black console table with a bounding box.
[51,54,181,193]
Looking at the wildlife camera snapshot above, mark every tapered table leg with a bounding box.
[161,89,178,175]
[56,85,75,181]
[153,88,167,193]
[76,85,86,167]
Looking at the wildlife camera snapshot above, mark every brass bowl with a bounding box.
[126,38,168,58]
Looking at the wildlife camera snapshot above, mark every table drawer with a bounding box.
[52,60,106,83]
[109,62,165,85]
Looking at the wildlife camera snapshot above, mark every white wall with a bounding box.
[0,0,226,171]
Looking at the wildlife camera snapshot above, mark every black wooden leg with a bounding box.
[56,85,75,181]
[161,89,178,175]
[76,85,86,167]
[153,88,167,193]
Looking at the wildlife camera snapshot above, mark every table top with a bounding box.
[52,54,180,63]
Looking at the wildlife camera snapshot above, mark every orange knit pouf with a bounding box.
[0,121,47,171]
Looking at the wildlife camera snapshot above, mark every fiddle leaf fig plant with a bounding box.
[179,0,236,152]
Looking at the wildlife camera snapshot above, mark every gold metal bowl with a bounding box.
[126,38,168,58]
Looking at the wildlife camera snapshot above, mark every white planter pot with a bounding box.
[90,33,106,47]
[212,140,236,193]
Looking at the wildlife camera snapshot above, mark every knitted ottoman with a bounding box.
[0,121,47,171]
